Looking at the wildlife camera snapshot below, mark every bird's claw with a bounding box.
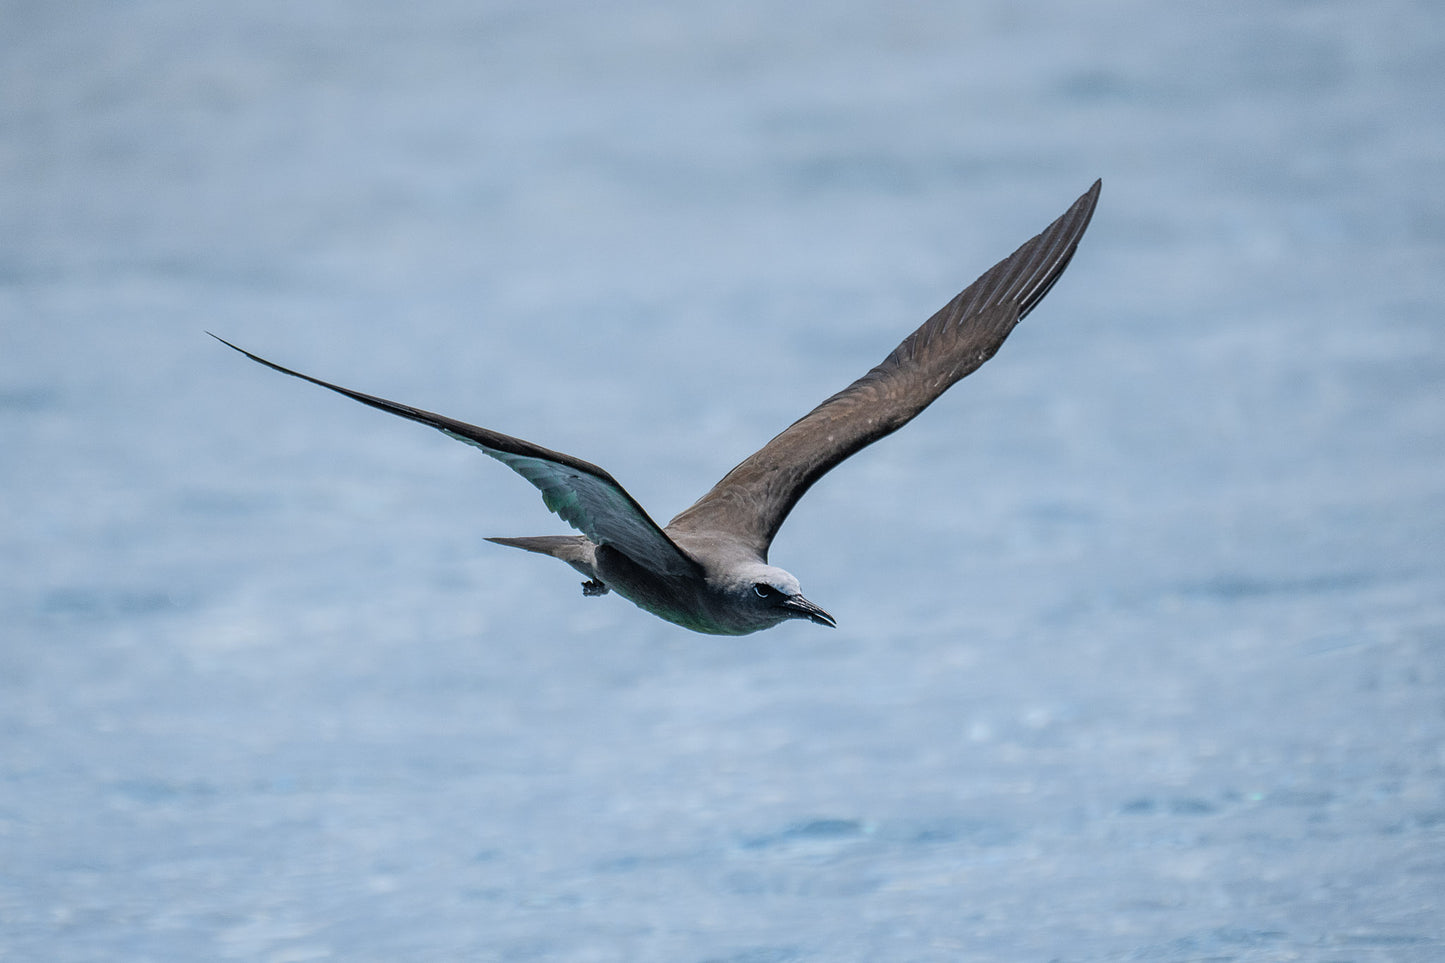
[581,579,609,597]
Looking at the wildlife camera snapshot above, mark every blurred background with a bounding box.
[2,1,1442,960]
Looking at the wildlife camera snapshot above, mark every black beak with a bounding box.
[782,594,836,628]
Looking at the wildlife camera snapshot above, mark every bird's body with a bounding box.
[216,180,1100,634]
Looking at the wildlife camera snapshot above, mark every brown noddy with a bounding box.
[214,179,1100,634]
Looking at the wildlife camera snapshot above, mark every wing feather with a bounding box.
[666,180,1101,559]
[212,335,700,578]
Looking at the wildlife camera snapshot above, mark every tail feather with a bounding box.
[486,535,599,581]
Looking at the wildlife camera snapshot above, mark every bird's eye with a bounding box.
[753,584,774,599]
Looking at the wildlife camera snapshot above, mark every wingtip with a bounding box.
[1044,179,1102,267]
[1075,178,1103,220]
[209,332,304,380]
[208,331,249,356]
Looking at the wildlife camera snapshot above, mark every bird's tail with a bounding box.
[486,535,600,580]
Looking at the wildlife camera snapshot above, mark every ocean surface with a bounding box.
[3,2,1443,960]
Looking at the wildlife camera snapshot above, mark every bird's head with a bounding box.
[723,563,836,631]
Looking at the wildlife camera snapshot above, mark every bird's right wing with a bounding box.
[667,180,1101,560]
[212,336,701,579]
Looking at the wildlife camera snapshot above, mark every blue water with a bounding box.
[3,1,1443,960]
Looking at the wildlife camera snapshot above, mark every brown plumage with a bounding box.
[669,179,1101,559]
[215,180,1100,634]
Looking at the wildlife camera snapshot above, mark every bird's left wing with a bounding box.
[667,180,1100,560]
[212,335,700,578]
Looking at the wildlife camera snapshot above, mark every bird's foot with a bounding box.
[581,579,609,597]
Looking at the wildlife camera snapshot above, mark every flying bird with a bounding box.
[215,179,1100,634]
